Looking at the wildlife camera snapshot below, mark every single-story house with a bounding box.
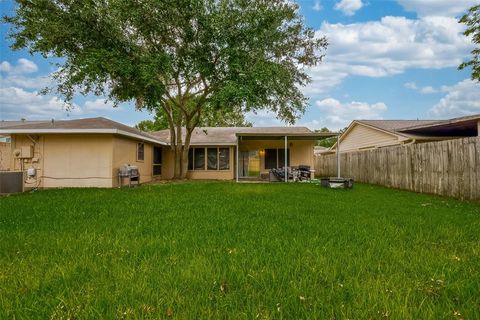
[0,117,334,189]
[329,114,480,153]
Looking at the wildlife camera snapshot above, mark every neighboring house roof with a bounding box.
[0,117,165,145]
[151,126,333,145]
[331,114,480,151]
[358,120,439,135]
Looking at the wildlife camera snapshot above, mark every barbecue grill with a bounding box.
[118,164,140,187]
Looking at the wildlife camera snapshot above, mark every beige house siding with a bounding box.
[9,134,113,188]
[45,135,114,188]
[161,148,175,180]
[112,136,156,187]
[0,142,10,170]
[338,123,401,152]
[9,134,161,188]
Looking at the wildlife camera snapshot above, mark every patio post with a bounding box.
[284,135,288,182]
[236,135,239,183]
[337,133,341,178]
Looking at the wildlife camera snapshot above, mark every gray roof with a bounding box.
[357,114,480,138]
[0,118,327,146]
[0,120,49,128]
[358,120,440,135]
[151,126,317,145]
[0,117,163,145]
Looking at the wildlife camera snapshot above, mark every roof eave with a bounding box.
[0,128,167,145]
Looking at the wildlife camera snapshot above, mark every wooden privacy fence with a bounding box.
[315,137,480,200]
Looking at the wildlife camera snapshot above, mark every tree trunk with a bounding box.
[171,126,192,180]
[173,145,182,179]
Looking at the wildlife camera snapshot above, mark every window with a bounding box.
[188,147,230,171]
[153,146,162,175]
[137,142,145,161]
[188,148,194,170]
[265,149,277,169]
[194,148,205,170]
[264,148,290,169]
[207,148,218,170]
[219,148,230,170]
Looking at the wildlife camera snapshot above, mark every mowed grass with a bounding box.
[0,182,479,319]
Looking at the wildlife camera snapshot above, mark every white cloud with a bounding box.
[84,99,117,111]
[0,62,12,73]
[404,81,454,94]
[304,15,473,96]
[404,82,418,90]
[15,58,38,74]
[428,79,480,118]
[0,86,82,120]
[0,58,39,75]
[419,86,437,94]
[334,0,363,16]
[313,1,322,11]
[315,98,387,130]
[397,0,477,17]
[0,58,51,90]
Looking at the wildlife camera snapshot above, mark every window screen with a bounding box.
[153,146,162,175]
[137,143,145,161]
[207,148,218,170]
[219,148,230,170]
[194,148,205,170]
[278,148,290,168]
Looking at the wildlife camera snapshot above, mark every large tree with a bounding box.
[136,102,251,131]
[5,0,327,179]
[459,4,480,81]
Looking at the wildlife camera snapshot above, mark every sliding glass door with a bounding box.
[239,150,260,177]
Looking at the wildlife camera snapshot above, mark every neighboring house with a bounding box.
[330,114,480,153]
[0,117,332,188]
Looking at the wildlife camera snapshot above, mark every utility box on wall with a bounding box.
[13,146,34,159]
[21,146,34,158]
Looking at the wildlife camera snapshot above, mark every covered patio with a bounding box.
[235,131,339,182]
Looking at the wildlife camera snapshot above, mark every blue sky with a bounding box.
[1,0,479,129]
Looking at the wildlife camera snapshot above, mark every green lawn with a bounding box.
[0,182,479,319]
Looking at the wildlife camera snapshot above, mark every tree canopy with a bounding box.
[315,127,347,148]
[5,0,327,178]
[136,103,251,131]
[459,4,480,81]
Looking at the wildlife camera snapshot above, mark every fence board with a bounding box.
[315,137,480,201]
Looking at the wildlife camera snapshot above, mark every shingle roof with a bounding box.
[358,120,441,134]
[0,120,49,128]
[0,117,163,145]
[151,126,314,145]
